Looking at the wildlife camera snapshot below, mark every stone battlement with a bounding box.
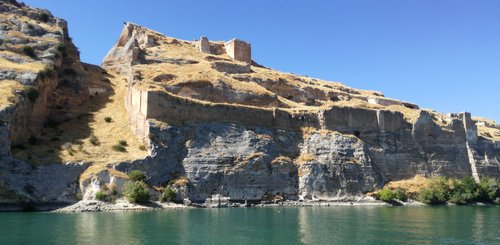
[195,36,251,63]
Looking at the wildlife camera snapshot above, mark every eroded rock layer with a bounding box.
[100,23,500,202]
[0,0,89,204]
[0,1,498,208]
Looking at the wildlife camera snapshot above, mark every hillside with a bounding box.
[0,0,498,209]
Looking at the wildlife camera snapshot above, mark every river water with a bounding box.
[0,206,498,244]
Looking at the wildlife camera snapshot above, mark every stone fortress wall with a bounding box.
[126,84,481,143]
[109,23,499,182]
[125,83,500,180]
[195,36,251,63]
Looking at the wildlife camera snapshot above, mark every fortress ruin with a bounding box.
[195,36,251,63]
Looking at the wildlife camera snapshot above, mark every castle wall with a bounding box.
[126,86,150,143]
[126,86,324,139]
[127,87,416,139]
[322,107,380,132]
[148,90,277,128]
[195,36,210,54]
[125,84,499,182]
[462,112,478,143]
[225,39,251,63]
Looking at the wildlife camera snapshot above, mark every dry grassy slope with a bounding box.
[127,27,500,137]
[135,34,392,110]
[125,26,433,125]
[120,25,500,136]
[13,64,149,165]
[0,79,24,109]
[0,9,57,110]
[385,175,431,195]
[473,117,500,141]
[1,1,148,168]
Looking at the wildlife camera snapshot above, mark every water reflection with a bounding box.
[0,206,498,245]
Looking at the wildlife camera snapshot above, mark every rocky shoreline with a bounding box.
[3,198,497,213]
[53,200,388,213]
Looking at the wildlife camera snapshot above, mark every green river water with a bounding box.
[0,206,498,244]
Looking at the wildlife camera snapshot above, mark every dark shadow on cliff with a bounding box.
[11,64,115,165]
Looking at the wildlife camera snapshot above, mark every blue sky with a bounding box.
[23,0,500,122]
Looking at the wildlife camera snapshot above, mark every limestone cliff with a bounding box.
[0,1,499,209]
[0,0,89,205]
[99,23,499,202]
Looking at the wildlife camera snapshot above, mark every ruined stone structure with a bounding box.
[194,36,252,63]
[108,23,499,201]
[224,39,251,63]
[195,36,210,54]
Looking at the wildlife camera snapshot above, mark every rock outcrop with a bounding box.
[0,1,499,209]
[0,0,90,206]
[99,22,499,203]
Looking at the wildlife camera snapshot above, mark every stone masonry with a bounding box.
[224,39,251,63]
[194,36,252,63]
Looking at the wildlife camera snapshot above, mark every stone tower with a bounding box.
[224,39,251,63]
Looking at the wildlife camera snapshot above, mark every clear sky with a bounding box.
[22,0,500,122]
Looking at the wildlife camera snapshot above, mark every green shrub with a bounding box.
[448,177,478,204]
[39,13,49,22]
[448,192,468,205]
[160,187,177,203]
[393,188,408,202]
[477,178,500,203]
[89,134,99,146]
[104,117,112,123]
[139,145,147,151]
[417,177,449,204]
[417,188,435,204]
[95,190,109,202]
[377,188,395,202]
[118,140,128,147]
[24,87,39,102]
[123,181,150,203]
[23,46,36,58]
[112,144,126,152]
[128,170,147,182]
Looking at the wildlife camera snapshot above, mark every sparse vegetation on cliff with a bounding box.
[22,45,36,59]
[95,190,108,201]
[380,176,500,205]
[112,140,128,152]
[38,12,49,22]
[11,68,148,165]
[127,170,147,182]
[160,187,176,202]
[89,134,99,146]
[376,187,408,202]
[112,144,126,152]
[123,181,150,203]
